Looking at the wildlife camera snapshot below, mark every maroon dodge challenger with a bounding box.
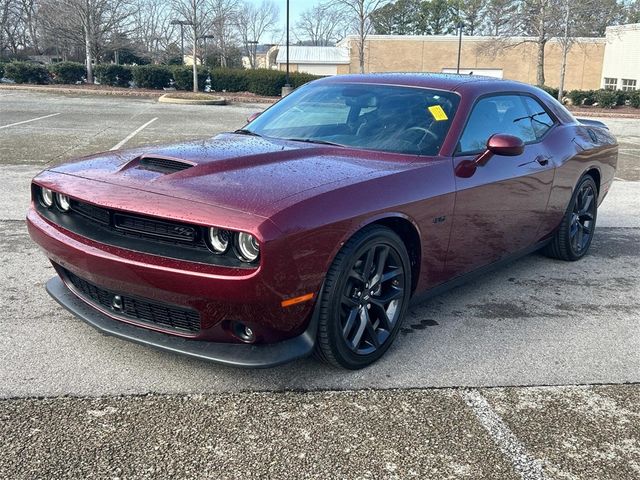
[27,74,618,369]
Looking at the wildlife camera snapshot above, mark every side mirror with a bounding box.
[475,134,525,167]
[487,134,525,156]
[247,112,262,123]
[455,134,524,178]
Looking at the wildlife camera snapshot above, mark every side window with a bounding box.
[458,95,537,154]
[521,96,555,139]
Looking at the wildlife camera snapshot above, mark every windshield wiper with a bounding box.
[233,129,262,137]
[284,137,344,147]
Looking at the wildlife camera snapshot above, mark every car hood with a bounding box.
[49,133,416,218]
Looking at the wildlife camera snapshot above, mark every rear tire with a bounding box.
[315,226,411,369]
[544,175,598,261]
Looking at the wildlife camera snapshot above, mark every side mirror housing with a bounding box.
[486,134,525,157]
[247,112,262,123]
[475,134,525,167]
[455,134,525,178]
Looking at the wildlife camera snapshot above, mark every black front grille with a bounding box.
[113,213,198,242]
[71,200,110,225]
[139,156,193,173]
[63,268,201,334]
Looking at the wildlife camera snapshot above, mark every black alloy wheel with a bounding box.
[544,175,598,261]
[569,181,597,255]
[315,226,411,369]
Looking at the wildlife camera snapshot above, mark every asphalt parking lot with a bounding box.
[1,90,639,479]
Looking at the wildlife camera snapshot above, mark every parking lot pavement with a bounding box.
[1,92,639,478]
[1,385,638,480]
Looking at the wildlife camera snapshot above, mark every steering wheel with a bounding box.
[399,126,439,145]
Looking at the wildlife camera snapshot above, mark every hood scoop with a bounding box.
[137,155,195,174]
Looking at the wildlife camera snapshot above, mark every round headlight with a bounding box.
[41,188,54,207]
[57,193,71,212]
[208,227,231,253]
[237,232,260,263]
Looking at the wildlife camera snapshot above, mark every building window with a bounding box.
[603,78,618,90]
[621,79,637,91]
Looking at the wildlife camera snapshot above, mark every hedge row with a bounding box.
[1,61,320,96]
[3,61,637,106]
[538,84,640,109]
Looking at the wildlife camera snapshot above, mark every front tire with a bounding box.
[544,175,598,261]
[315,226,411,369]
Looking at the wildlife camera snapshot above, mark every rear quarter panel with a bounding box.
[544,124,618,236]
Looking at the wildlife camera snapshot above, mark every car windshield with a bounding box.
[244,83,460,156]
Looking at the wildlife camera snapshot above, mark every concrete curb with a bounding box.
[158,94,226,105]
[0,84,162,97]
[0,84,278,104]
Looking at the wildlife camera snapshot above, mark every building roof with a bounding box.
[275,46,350,65]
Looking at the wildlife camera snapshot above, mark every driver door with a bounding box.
[444,94,556,278]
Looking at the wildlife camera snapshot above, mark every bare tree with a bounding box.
[235,0,279,68]
[133,0,178,63]
[556,0,621,99]
[295,3,345,46]
[209,0,239,67]
[40,0,134,82]
[172,0,213,91]
[329,0,391,73]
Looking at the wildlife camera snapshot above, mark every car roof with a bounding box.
[316,72,535,95]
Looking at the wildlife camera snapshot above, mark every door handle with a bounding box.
[535,155,550,166]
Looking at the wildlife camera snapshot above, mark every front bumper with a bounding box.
[47,276,317,368]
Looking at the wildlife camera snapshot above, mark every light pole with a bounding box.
[456,21,463,74]
[282,0,291,96]
[201,34,215,66]
[247,40,258,68]
[171,19,193,64]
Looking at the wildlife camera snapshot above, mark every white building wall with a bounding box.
[297,64,339,76]
[602,23,640,90]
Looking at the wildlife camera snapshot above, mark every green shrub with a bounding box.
[567,90,588,106]
[289,71,320,89]
[48,61,85,84]
[4,61,50,84]
[582,90,596,106]
[613,90,628,106]
[629,91,640,108]
[594,89,617,108]
[206,68,318,96]
[209,68,249,92]
[537,85,559,99]
[132,65,172,89]
[246,69,287,96]
[0,62,5,79]
[94,64,133,87]
[171,65,209,91]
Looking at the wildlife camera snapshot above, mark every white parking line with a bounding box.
[460,389,548,480]
[110,117,158,150]
[0,112,60,130]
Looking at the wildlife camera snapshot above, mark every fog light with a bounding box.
[57,193,71,212]
[232,321,256,343]
[41,187,54,207]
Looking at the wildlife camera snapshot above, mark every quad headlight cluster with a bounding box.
[208,227,260,263]
[39,186,71,212]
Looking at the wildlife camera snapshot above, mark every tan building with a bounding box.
[337,35,606,90]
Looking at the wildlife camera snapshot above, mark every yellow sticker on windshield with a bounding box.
[428,105,448,121]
